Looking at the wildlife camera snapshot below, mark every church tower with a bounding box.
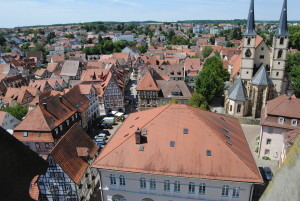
[270,0,289,95]
[241,0,257,84]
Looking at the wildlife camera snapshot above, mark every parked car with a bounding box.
[94,138,107,145]
[97,133,108,140]
[101,130,111,136]
[263,167,273,181]
[100,123,113,129]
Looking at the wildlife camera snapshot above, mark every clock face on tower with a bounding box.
[245,49,252,57]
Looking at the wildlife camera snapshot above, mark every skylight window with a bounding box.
[206,150,211,156]
[139,145,144,151]
[183,128,188,134]
[80,101,83,105]
[170,141,175,147]
[223,128,229,132]
[75,104,79,108]
[143,129,147,135]
[225,134,230,139]
[62,108,67,113]
[226,140,232,145]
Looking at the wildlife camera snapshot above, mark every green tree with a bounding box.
[291,31,300,50]
[138,44,148,54]
[286,52,300,74]
[202,46,213,58]
[31,43,45,52]
[188,93,210,110]
[170,99,178,104]
[195,56,229,102]
[226,41,235,47]
[0,34,6,46]
[209,36,215,45]
[3,104,28,120]
[288,65,300,97]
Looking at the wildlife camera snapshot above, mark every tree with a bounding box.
[286,52,300,74]
[188,93,210,110]
[138,44,148,54]
[0,34,6,46]
[170,99,178,104]
[3,104,28,120]
[195,56,229,102]
[202,46,213,58]
[288,65,300,97]
[226,41,235,47]
[31,43,45,52]
[209,36,215,45]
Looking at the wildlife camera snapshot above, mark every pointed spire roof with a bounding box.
[244,0,256,36]
[228,77,249,101]
[275,0,289,36]
[251,65,273,86]
[136,71,160,91]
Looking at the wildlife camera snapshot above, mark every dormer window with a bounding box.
[278,117,285,124]
[291,119,298,126]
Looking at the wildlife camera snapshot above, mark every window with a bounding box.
[66,120,69,126]
[222,185,229,197]
[174,181,180,192]
[278,117,285,124]
[150,179,156,190]
[71,116,74,121]
[59,125,63,131]
[237,104,241,113]
[119,175,126,186]
[266,139,272,145]
[232,187,240,198]
[264,149,270,155]
[267,127,273,134]
[199,183,206,194]
[188,182,195,194]
[247,38,251,45]
[276,72,279,76]
[206,150,211,156]
[183,128,188,134]
[38,132,41,137]
[261,47,264,51]
[164,180,170,191]
[278,49,283,58]
[140,178,146,189]
[291,119,298,126]
[55,128,58,135]
[23,132,28,137]
[230,105,232,112]
[259,55,264,59]
[110,174,116,185]
[245,49,251,57]
[280,37,284,45]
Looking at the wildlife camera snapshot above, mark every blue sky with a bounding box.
[0,0,299,28]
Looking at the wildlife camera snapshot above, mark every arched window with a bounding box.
[110,174,116,185]
[140,178,146,189]
[149,179,156,190]
[199,183,206,194]
[280,37,284,45]
[174,181,180,192]
[245,49,252,57]
[188,182,195,194]
[247,38,251,45]
[233,187,240,197]
[222,185,229,196]
[278,49,283,59]
[119,175,126,186]
[112,195,126,201]
[164,180,170,191]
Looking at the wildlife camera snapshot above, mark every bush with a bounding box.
[262,156,271,160]
[255,146,259,153]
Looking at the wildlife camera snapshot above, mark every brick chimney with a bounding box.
[135,128,141,144]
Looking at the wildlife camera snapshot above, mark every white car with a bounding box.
[97,133,108,140]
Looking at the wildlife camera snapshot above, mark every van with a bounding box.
[102,117,115,125]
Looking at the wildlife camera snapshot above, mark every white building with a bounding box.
[93,104,263,201]
[259,94,300,162]
[209,26,220,35]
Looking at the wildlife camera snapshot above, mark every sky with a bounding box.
[0,0,299,28]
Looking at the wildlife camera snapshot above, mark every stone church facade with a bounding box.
[225,0,289,118]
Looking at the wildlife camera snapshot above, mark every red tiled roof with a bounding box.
[51,123,99,184]
[136,71,160,91]
[92,104,263,183]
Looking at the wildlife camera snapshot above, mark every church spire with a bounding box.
[275,0,288,36]
[244,0,256,36]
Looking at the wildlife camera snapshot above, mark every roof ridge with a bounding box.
[188,106,259,178]
[268,95,287,114]
[94,105,171,163]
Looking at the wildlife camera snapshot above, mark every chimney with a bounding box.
[287,91,293,100]
[135,128,142,144]
[43,102,47,110]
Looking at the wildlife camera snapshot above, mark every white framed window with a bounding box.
[71,116,74,121]
[37,132,41,137]
[150,179,156,190]
[199,183,206,194]
[278,117,285,124]
[291,119,298,126]
[23,132,28,137]
[59,125,63,131]
[232,187,240,198]
[119,175,126,186]
[55,128,58,135]
[174,181,180,192]
[222,185,229,197]
[140,178,146,189]
[66,120,69,126]
[188,182,195,194]
[75,113,78,118]
[110,174,116,185]
[164,180,170,191]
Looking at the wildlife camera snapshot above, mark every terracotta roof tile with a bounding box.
[136,71,160,91]
[92,104,263,183]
